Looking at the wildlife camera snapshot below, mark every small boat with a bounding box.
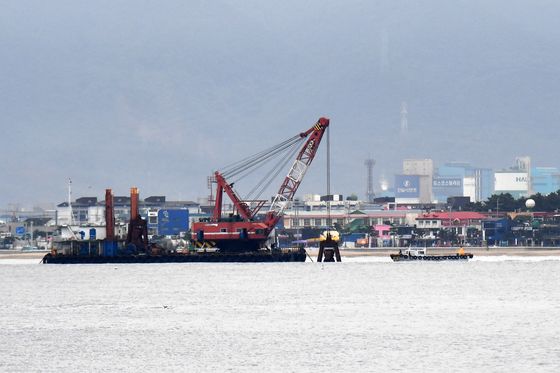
[390,248,473,262]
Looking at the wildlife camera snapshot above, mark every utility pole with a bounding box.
[68,178,74,225]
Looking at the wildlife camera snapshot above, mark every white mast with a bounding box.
[68,178,73,225]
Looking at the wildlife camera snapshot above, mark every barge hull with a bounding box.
[42,250,307,264]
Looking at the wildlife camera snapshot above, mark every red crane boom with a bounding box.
[192,117,329,252]
[264,117,329,229]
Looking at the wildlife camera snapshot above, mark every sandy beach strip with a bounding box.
[0,251,50,260]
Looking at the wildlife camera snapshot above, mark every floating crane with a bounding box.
[192,118,330,252]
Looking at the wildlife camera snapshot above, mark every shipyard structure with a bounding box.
[34,117,344,263]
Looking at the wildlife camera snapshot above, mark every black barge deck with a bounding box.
[42,249,307,264]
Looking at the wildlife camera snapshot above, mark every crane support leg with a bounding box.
[317,234,341,262]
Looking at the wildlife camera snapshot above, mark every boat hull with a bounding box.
[390,253,473,262]
[42,249,307,264]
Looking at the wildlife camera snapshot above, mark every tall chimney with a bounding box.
[130,187,139,220]
[105,189,115,241]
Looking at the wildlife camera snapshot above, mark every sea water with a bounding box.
[1,258,559,372]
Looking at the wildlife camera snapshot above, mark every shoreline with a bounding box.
[0,250,50,260]
[308,246,560,257]
[3,247,560,261]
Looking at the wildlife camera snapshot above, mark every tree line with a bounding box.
[464,191,560,212]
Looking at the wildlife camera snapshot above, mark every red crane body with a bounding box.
[192,117,329,251]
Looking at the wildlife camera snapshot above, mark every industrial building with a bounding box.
[401,159,433,204]
[494,171,530,199]
[532,167,560,195]
[433,162,493,203]
[494,157,531,199]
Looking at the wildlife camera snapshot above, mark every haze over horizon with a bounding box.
[2,1,559,208]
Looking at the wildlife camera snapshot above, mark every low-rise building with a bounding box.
[415,211,486,245]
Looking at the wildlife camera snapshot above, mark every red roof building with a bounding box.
[416,211,488,229]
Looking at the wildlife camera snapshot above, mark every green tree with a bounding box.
[346,193,358,201]
[463,201,484,212]
[483,193,519,212]
[476,190,560,213]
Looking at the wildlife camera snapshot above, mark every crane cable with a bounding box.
[227,136,303,182]
[213,124,323,214]
[234,138,301,197]
[221,135,301,178]
[221,134,299,174]
[248,141,303,201]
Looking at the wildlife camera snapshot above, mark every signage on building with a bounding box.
[432,177,462,188]
[432,177,464,201]
[494,172,529,192]
[395,175,420,198]
[157,209,189,236]
[15,226,25,235]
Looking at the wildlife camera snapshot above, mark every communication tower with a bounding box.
[365,158,376,203]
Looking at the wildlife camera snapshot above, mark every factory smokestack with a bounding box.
[130,187,139,221]
[105,189,115,241]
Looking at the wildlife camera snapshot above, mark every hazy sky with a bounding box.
[1,0,559,207]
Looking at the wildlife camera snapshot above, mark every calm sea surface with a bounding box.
[1,257,559,372]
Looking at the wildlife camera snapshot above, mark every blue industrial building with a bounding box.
[432,176,463,203]
[434,163,493,202]
[472,168,494,201]
[532,167,560,195]
[482,218,510,246]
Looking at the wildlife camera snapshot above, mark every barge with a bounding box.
[42,117,333,265]
[42,248,306,264]
[42,187,307,264]
[390,248,473,262]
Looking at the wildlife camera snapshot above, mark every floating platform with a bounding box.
[42,248,307,264]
